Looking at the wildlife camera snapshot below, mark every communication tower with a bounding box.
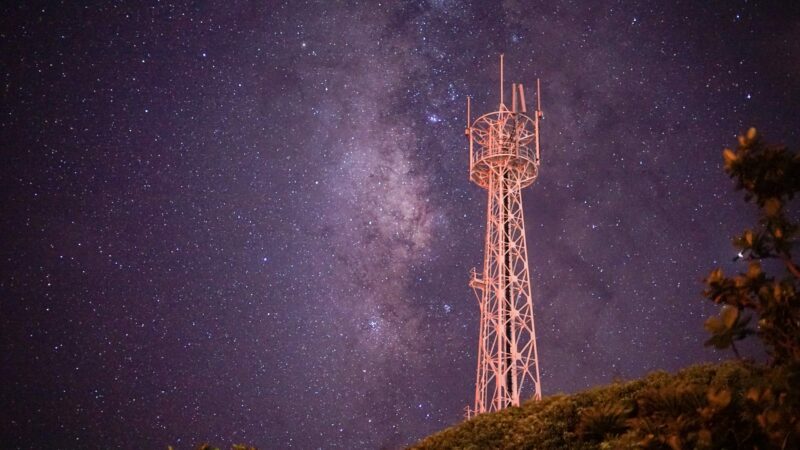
[465,55,543,417]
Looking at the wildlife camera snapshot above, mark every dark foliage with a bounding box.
[705,128,800,364]
[411,362,800,449]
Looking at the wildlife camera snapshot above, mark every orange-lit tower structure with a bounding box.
[465,55,543,417]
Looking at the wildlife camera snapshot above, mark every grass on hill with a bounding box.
[410,360,797,449]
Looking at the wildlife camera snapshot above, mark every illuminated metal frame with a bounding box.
[465,55,543,417]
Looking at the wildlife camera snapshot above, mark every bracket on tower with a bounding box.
[468,267,485,291]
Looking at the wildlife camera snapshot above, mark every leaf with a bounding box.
[738,134,747,147]
[667,434,682,450]
[704,316,724,333]
[706,268,724,284]
[745,387,761,402]
[723,148,737,168]
[697,429,712,445]
[746,261,762,279]
[746,127,757,141]
[763,197,781,217]
[773,283,782,299]
[707,387,731,409]
[765,410,782,426]
[721,305,739,329]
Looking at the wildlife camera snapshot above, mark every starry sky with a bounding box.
[2,1,800,449]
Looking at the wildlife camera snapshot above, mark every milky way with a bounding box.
[2,1,800,449]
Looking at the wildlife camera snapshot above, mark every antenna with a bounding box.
[467,95,473,175]
[518,84,527,113]
[499,54,504,106]
[536,78,542,118]
[534,78,542,162]
[466,95,471,129]
[511,83,517,113]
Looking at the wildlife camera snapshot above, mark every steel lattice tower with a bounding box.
[465,55,543,417]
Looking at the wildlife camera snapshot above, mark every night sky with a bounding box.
[2,1,800,449]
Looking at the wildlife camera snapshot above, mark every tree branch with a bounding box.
[780,255,800,279]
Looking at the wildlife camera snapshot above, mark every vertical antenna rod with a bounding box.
[467,96,471,128]
[536,78,542,116]
[499,54,504,106]
[467,96,473,174]
[535,78,542,161]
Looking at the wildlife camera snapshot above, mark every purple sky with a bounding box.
[2,1,799,448]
